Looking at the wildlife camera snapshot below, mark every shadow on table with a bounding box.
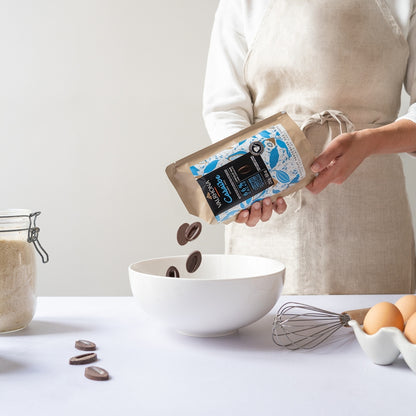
[0,356,27,374]
[386,356,415,374]
[4,320,89,337]
[167,312,358,355]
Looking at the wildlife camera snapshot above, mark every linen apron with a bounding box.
[226,0,416,294]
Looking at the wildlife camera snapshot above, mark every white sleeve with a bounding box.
[202,0,253,143]
[398,4,416,124]
[397,3,416,156]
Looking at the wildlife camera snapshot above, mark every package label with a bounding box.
[190,124,306,222]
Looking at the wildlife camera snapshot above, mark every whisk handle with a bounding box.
[343,308,371,326]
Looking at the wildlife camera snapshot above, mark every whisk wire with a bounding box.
[272,301,351,350]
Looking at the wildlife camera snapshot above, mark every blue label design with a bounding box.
[190,124,305,222]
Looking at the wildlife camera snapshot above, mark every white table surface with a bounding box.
[0,295,414,416]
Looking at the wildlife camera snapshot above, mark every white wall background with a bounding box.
[0,1,414,296]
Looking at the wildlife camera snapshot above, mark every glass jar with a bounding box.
[0,209,48,333]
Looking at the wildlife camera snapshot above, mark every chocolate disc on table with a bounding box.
[69,352,97,365]
[177,223,190,246]
[166,265,180,278]
[186,250,202,273]
[85,366,110,381]
[75,339,96,351]
[184,222,202,242]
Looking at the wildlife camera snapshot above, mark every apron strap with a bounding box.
[301,109,355,135]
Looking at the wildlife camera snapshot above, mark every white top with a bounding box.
[203,0,416,142]
[1,296,415,416]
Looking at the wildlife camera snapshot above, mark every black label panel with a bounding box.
[197,152,274,216]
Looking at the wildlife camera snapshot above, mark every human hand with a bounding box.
[306,131,371,194]
[235,197,287,227]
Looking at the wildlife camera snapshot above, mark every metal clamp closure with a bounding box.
[27,212,49,263]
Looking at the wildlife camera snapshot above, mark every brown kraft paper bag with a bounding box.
[166,111,315,224]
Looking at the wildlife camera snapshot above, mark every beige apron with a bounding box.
[226,0,416,294]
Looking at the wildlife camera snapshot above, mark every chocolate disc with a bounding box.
[84,366,109,381]
[186,250,202,273]
[177,223,189,246]
[69,352,97,365]
[184,222,202,242]
[75,340,96,351]
[166,266,180,278]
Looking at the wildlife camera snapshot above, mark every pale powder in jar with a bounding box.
[0,240,36,332]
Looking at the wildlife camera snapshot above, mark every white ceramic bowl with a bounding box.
[128,254,285,337]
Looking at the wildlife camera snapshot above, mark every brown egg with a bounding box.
[363,302,404,335]
[404,312,416,343]
[395,295,416,323]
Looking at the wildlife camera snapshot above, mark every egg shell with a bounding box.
[395,295,416,323]
[404,312,416,344]
[363,302,404,335]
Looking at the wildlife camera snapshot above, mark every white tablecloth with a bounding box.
[0,296,414,415]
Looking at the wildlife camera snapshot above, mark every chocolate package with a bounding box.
[166,111,315,224]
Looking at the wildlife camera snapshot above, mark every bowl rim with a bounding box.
[128,253,285,283]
